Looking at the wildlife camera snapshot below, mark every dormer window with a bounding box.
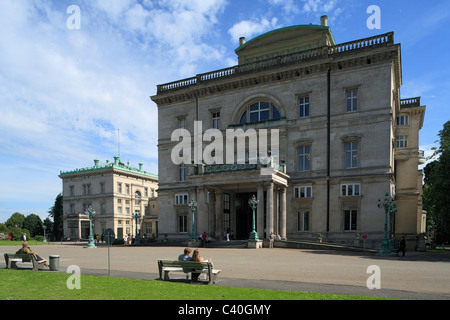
[239,102,280,124]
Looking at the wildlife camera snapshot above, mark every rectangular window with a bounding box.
[299,97,310,118]
[344,210,357,231]
[178,215,188,233]
[297,211,310,231]
[125,184,130,195]
[179,118,186,129]
[117,183,122,194]
[396,115,408,126]
[345,142,358,169]
[83,184,91,195]
[294,186,313,199]
[396,136,408,148]
[212,111,220,129]
[69,186,74,197]
[346,90,358,112]
[101,203,106,214]
[298,146,310,171]
[100,182,105,194]
[179,163,186,182]
[341,183,361,197]
[175,193,189,205]
[224,194,230,210]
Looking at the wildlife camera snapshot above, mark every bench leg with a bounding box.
[163,270,170,280]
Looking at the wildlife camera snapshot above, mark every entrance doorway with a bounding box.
[81,221,89,239]
[235,192,258,239]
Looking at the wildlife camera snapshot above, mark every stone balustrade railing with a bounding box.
[157,32,395,94]
[400,97,421,107]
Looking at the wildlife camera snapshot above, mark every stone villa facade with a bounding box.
[151,17,426,248]
[59,157,158,241]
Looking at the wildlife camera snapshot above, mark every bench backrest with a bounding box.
[159,260,212,272]
[4,253,33,263]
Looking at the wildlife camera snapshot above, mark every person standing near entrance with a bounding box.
[201,232,207,247]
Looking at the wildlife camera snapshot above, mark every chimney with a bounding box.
[139,163,143,171]
[320,15,328,27]
[239,37,246,46]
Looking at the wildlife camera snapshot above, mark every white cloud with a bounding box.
[228,17,280,42]
[302,0,338,13]
[268,0,300,14]
[0,0,232,222]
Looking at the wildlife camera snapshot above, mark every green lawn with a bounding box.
[0,269,390,300]
[0,240,51,246]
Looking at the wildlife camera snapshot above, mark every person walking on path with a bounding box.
[397,236,406,257]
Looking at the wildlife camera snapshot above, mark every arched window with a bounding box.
[239,101,280,124]
[135,191,141,206]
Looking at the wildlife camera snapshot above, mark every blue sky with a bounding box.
[0,0,449,223]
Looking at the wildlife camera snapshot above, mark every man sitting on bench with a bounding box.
[16,242,49,267]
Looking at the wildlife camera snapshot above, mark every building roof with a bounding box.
[59,157,158,179]
[235,24,336,53]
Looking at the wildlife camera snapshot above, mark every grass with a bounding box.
[0,240,51,246]
[0,269,389,300]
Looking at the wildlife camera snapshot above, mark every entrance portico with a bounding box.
[188,162,289,240]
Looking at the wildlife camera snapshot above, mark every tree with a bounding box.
[23,214,43,238]
[48,193,64,240]
[423,120,450,244]
[5,212,25,229]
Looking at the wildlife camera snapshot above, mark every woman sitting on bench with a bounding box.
[16,242,49,267]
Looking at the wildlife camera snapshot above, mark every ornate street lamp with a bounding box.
[377,193,398,255]
[133,212,141,245]
[85,205,96,248]
[248,195,259,242]
[188,198,197,241]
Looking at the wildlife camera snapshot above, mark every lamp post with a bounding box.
[133,212,141,245]
[248,195,259,241]
[42,225,47,243]
[377,193,397,255]
[85,205,96,248]
[188,198,197,241]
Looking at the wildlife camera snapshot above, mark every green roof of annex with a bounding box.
[59,157,158,179]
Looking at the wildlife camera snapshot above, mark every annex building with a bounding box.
[59,157,159,241]
[151,16,426,249]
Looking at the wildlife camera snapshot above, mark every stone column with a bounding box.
[215,191,223,240]
[257,183,265,239]
[196,187,207,236]
[266,182,274,239]
[280,187,287,240]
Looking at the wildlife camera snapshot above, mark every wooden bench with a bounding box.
[157,260,221,285]
[4,253,46,271]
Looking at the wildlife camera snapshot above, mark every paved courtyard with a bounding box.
[1,243,449,300]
